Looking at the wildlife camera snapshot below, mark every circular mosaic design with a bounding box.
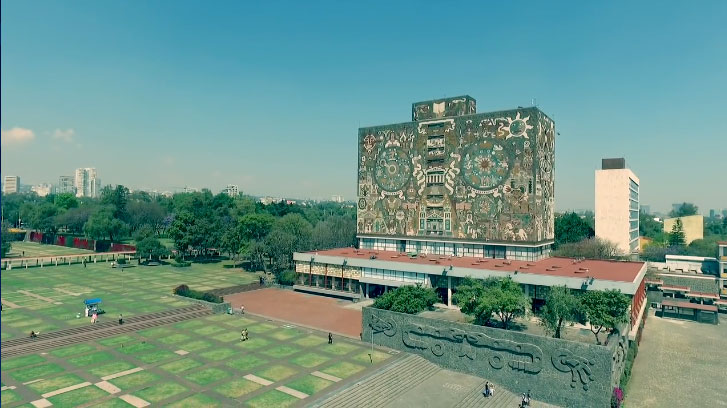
[374,147,411,192]
[509,119,527,136]
[460,144,511,190]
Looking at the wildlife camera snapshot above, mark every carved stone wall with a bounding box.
[363,307,626,408]
[357,105,555,244]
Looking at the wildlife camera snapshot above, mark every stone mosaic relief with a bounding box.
[357,107,555,243]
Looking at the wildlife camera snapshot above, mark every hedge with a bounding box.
[173,284,223,303]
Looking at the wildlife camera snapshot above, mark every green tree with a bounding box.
[101,185,130,221]
[84,207,129,241]
[554,212,595,248]
[485,277,530,330]
[372,284,439,314]
[264,229,296,271]
[242,240,267,271]
[580,289,631,345]
[27,202,60,233]
[167,210,213,256]
[238,213,275,241]
[668,218,686,247]
[553,237,623,260]
[669,202,698,218]
[639,211,665,242]
[54,193,78,210]
[452,277,499,324]
[135,236,170,260]
[686,237,720,258]
[54,206,93,234]
[539,286,579,338]
[1,223,13,257]
[127,200,167,234]
[312,215,356,250]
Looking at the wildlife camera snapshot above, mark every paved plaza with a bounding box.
[625,310,727,408]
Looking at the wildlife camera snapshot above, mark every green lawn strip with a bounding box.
[178,340,212,352]
[321,361,365,378]
[211,331,241,342]
[285,374,333,395]
[173,320,205,330]
[199,348,238,361]
[135,381,187,403]
[47,385,110,408]
[351,350,391,364]
[1,390,23,405]
[245,390,298,408]
[221,316,257,328]
[6,318,45,328]
[116,342,156,354]
[156,333,191,345]
[27,373,86,394]
[269,329,300,341]
[225,355,268,372]
[67,351,114,367]
[109,371,160,390]
[166,393,221,408]
[293,335,328,347]
[192,325,226,336]
[247,323,277,333]
[290,353,330,368]
[137,327,175,338]
[260,345,301,358]
[135,349,177,364]
[183,367,230,385]
[215,378,262,398]
[9,363,65,382]
[159,358,203,374]
[321,342,360,356]
[88,397,135,407]
[1,354,45,370]
[98,335,136,347]
[202,314,236,322]
[89,361,137,377]
[255,365,298,382]
[234,337,270,350]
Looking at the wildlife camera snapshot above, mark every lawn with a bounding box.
[0,284,395,407]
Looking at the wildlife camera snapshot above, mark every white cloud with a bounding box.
[52,128,75,143]
[1,127,35,145]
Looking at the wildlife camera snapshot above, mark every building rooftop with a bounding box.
[661,299,718,312]
[303,248,644,284]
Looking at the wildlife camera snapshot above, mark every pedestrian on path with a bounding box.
[482,382,490,397]
[29,330,38,339]
[92,312,98,324]
[118,314,123,325]
[490,384,495,397]
[240,305,245,315]
[328,332,333,344]
[241,329,245,342]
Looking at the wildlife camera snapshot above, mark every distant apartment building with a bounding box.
[223,184,239,197]
[719,241,727,300]
[641,205,651,215]
[74,168,101,198]
[663,215,704,245]
[331,195,344,203]
[3,176,20,194]
[57,175,75,194]
[595,158,639,254]
[31,183,53,197]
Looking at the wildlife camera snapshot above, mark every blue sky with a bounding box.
[1,1,725,212]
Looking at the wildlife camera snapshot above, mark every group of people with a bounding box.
[482,382,531,406]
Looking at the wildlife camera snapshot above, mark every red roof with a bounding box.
[305,248,644,283]
[661,299,718,312]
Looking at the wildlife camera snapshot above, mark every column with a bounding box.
[447,276,452,307]
[365,283,369,298]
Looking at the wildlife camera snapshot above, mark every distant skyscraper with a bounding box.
[223,184,239,197]
[74,168,100,198]
[595,158,639,254]
[3,176,20,194]
[57,175,75,194]
[710,209,716,219]
[641,205,651,215]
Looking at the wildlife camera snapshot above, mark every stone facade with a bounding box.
[357,97,555,245]
[363,307,627,408]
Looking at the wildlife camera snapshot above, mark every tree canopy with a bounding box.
[554,212,595,248]
[667,218,686,247]
[453,277,529,329]
[539,286,579,338]
[669,202,698,218]
[580,289,630,345]
[372,285,439,314]
[553,237,623,260]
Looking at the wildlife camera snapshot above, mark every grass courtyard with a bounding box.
[6,241,96,258]
[1,246,261,340]
[0,313,394,407]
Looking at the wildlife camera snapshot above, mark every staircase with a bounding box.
[455,380,561,408]
[313,354,441,408]
[1,304,211,358]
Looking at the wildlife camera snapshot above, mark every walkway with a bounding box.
[224,288,363,338]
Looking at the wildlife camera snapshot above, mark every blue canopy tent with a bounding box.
[83,298,105,314]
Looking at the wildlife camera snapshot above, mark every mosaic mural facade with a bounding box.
[357,97,555,245]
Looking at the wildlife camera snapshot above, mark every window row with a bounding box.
[362,268,427,283]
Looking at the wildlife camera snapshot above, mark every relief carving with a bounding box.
[552,348,596,390]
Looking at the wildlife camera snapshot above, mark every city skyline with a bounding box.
[2,1,726,212]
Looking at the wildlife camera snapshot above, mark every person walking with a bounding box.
[244,328,249,341]
[29,330,38,339]
[482,382,490,397]
[240,305,245,315]
[118,314,123,325]
[328,332,333,344]
[92,312,98,324]
[489,384,495,397]
[241,329,245,342]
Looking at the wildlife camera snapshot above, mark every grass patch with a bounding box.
[269,329,300,341]
[322,361,365,378]
[212,331,241,342]
[179,340,212,352]
[192,325,225,336]
[1,354,45,370]
[260,345,300,358]
[184,367,229,385]
[116,342,156,354]
[247,323,277,333]
[135,349,176,364]
[67,351,114,367]
[246,390,298,408]
[286,374,333,395]
[1,390,22,405]
[256,365,297,382]
[173,319,205,329]
[225,355,268,372]
[199,348,237,361]
[156,333,191,345]
[166,393,221,408]
[98,335,136,347]
[351,350,391,364]
[159,358,203,374]
[48,385,109,408]
[293,335,327,347]
[49,344,96,357]
[290,353,330,368]
[322,342,359,356]
[135,381,187,403]
[27,373,86,394]
[89,361,136,377]
[138,327,174,338]
[110,371,159,390]
[88,398,135,407]
[215,378,262,398]
[9,363,64,382]
[234,337,270,350]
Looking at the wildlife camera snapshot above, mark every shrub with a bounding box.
[619,341,639,393]
[173,284,222,303]
[116,258,127,265]
[277,270,296,286]
[372,284,439,314]
[173,284,190,296]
